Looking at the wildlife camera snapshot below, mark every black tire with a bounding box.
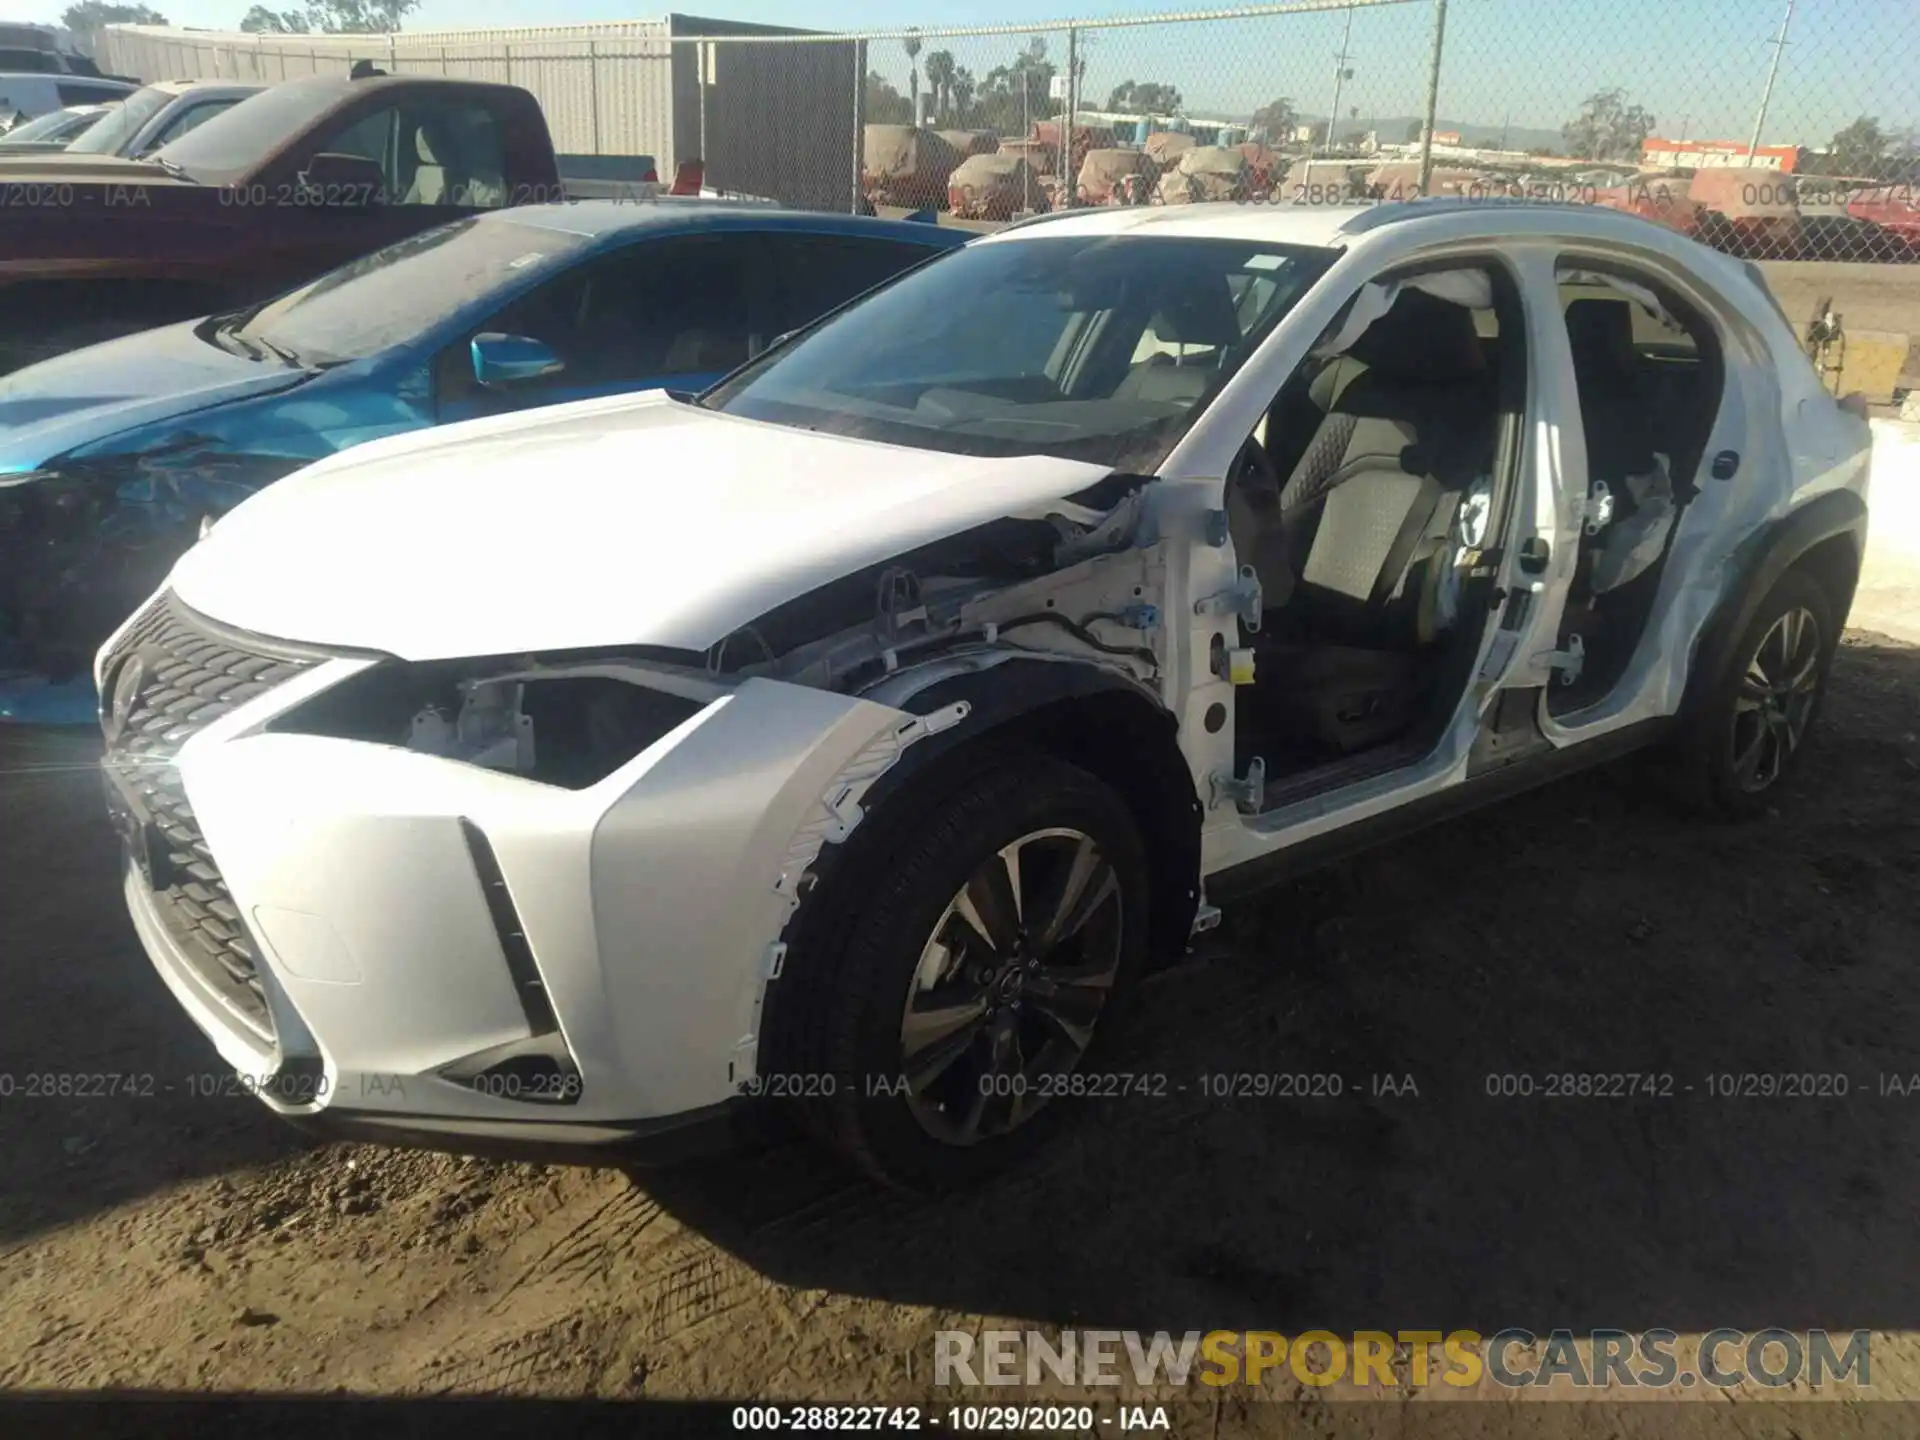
[762,750,1149,1192]
[1674,567,1838,819]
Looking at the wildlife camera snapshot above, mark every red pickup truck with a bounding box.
[0,67,660,372]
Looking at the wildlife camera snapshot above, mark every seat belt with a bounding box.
[1367,476,1445,615]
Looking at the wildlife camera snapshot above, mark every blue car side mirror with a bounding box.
[471,332,565,387]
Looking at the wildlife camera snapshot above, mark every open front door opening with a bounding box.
[1220,259,1532,806]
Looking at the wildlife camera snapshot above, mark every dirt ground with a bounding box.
[3,629,1920,1435]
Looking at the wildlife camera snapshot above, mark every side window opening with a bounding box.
[315,105,395,174]
[437,234,770,410]
[313,103,507,208]
[398,104,507,207]
[155,100,237,147]
[772,234,939,337]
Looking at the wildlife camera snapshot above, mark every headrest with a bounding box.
[1345,287,1484,384]
[1564,298,1638,381]
[1152,277,1243,349]
[413,124,440,166]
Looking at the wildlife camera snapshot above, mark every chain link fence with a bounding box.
[103,0,1919,262]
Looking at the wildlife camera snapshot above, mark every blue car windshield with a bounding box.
[228,217,591,366]
[702,233,1337,471]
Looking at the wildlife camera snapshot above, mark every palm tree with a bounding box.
[950,66,976,127]
[924,48,956,127]
[903,29,922,126]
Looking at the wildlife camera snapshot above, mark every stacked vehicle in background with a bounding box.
[0,67,665,376]
[862,124,964,212]
[0,20,137,81]
[0,102,115,151]
[0,71,136,130]
[32,79,265,160]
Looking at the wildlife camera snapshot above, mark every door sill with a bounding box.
[1255,739,1427,813]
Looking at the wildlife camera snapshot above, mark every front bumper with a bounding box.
[102,595,916,1152]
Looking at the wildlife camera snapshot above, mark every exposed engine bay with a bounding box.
[273,479,1169,789]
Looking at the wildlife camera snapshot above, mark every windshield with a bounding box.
[64,83,168,154]
[223,216,591,366]
[0,105,102,144]
[704,233,1336,470]
[153,77,342,182]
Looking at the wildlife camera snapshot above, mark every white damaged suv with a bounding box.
[98,200,1871,1190]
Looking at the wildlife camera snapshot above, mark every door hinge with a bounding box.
[1581,480,1615,536]
[1190,900,1223,935]
[1209,756,1266,813]
[1194,564,1263,632]
[1534,633,1585,685]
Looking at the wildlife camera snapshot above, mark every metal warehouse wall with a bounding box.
[100,15,859,209]
[664,15,858,212]
[100,21,675,158]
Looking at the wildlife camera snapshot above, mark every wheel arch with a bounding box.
[1681,488,1865,721]
[796,657,1204,969]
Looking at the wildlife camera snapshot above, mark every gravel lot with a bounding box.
[3,625,1920,1433]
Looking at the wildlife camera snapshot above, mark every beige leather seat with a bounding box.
[402,125,446,205]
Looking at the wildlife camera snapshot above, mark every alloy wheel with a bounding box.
[1729,605,1822,793]
[897,826,1125,1146]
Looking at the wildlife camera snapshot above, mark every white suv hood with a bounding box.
[169,391,1112,661]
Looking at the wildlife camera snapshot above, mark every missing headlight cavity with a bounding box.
[274,658,707,789]
[516,677,705,787]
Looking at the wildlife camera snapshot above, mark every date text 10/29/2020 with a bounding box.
[735,1072,1421,1100]
[730,1405,1168,1433]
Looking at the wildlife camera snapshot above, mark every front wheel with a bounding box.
[762,752,1148,1191]
[1676,568,1837,818]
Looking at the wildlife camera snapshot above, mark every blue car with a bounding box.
[0,201,966,721]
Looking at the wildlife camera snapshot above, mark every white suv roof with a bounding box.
[149,79,264,97]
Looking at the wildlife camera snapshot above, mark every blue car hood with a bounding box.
[0,320,314,470]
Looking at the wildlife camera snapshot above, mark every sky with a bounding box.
[108,0,1917,148]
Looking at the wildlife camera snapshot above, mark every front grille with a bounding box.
[101,593,322,1039]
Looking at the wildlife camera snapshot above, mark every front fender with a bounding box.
[585,677,940,1102]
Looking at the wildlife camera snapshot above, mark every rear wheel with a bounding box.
[1676,568,1837,818]
[763,752,1148,1191]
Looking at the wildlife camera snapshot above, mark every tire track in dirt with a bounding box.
[483,1179,669,1313]
[346,1163,827,1394]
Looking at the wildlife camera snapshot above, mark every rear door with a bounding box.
[434,230,778,422]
